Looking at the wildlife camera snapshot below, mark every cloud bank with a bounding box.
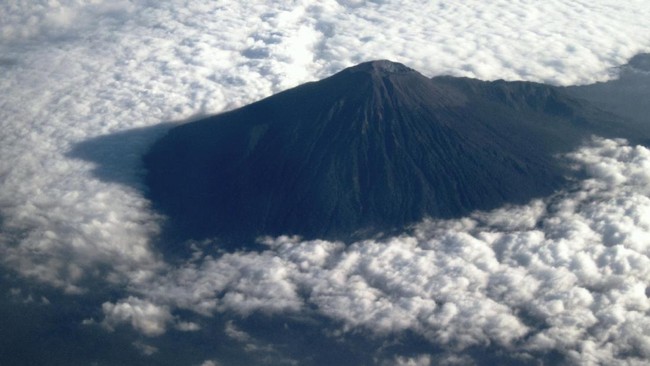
[2,0,650,364]
[97,137,650,364]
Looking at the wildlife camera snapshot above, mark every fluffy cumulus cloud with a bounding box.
[110,138,650,364]
[101,296,173,337]
[390,354,434,366]
[2,0,650,365]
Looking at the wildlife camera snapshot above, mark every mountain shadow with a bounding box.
[67,123,175,191]
[143,59,649,247]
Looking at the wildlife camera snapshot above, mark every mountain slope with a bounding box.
[144,60,638,244]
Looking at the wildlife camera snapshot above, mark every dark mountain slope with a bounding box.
[144,60,640,244]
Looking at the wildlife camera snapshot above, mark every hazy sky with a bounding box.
[1,1,650,365]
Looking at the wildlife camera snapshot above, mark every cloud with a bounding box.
[1,0,650,364]
[199,361,220,366]
[0,0,136,44]
[224,320,252,343]
[390,354,433,366]
[101,296,172,337]
[2,1,650,292]
[132,340,159,356]
[176,321,201,332]
[100,138,650,364]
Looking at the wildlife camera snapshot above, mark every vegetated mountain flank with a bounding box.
[144,60,643,244]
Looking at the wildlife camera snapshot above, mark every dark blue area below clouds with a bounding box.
[0,270,145,365]
[0,271,560,366]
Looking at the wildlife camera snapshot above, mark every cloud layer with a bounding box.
[97,138,650,364]
[2,0,650,364]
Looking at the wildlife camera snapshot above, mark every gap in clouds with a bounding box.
[0,266,288,365]
[0,267,151,365]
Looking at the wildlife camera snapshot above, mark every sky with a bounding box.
[1,1,650,365]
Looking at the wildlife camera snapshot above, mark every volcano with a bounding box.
[144,60,641,244]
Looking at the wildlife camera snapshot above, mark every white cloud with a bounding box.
[176,321,201,332]
[132,340,159,356]
[199,361,220,366]
[224,320,252,343]
[101,296,172,337]
[390,354,432,366]
[105,138,650,364]
[2,1,650,292]
[1,0,650,364]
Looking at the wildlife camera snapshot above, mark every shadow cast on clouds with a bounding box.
[67,123,175,191]
[565,53,650,135]
[66,116,227,259]
[67,113,214,191]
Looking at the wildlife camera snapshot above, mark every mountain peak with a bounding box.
[349,59,415,75]
[144,61,631,246]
